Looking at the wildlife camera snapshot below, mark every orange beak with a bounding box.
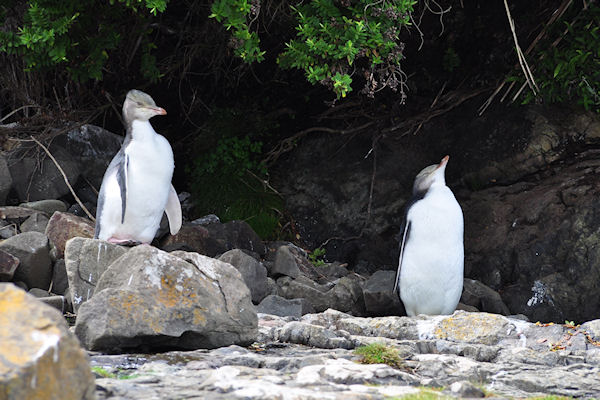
[151,107,167,115]
[437,155,449,169]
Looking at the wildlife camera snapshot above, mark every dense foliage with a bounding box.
[0,0,167,81]
[516,3,600,112]
[211,0,415,98]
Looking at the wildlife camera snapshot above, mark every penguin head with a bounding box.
[123,89,167,123]
[412,155,449,195]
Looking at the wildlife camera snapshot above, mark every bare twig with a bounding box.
[479,0,573,114]
[504,0,539,96]
[30,136,95,221]
[0,105,41,124]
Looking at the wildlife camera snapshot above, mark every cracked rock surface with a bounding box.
[92,310,600,399]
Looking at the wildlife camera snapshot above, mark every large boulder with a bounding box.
[64,237,129,312]
[219,249,269,304]
[0,231,52,290]
[0,284,95,400]
[75,246,257,351]
[162,220,266,257]
[257,294,315,318]
[362,270,404,316]
[50,124,124,188]
[463,156,600,323]
[45,211,95,259]
[7,144,80,202]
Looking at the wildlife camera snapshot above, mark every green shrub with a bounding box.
[517,4,600,112]
[0,0,167,81]
[188,108,282,239]
[210,0,416,98]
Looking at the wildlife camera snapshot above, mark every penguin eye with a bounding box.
[137,102,144,107]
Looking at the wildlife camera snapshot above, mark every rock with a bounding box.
[0,231,52,290]
[50,259,68,295]
[80,309,600,399]
[75,246,257,351]
[434,311,511,345]
[0,283,95,400]
[278,275,365,315]
[45,211,94,259]
[582,319,600,341]
[28,288,70,313]
[19,199,67,215]
[448,381,486,397]
[50,123,124,188]
[219,249,269,304]
[204,220,266,256]
[257,295,315,318]
[7,144,80,202]
[0,155,12,205]
[19,212,50,234]
[161,224,227,256]
[190,214,220,225]
[0,249,19,281]
[162,220,266,258]
[276,321,356,349]
[64,237,129,312]
[362,270,404,316]
[0,206,40,223]
[461,278,510,315]
[0,219,17,239]
[271,245,302,278]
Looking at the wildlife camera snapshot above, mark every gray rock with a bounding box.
[0,219,17,239]
[191,214,220,225]
[271,245,302,278]
[363,270,404,316]
[51,258,69,295]
[19,199,67,215]
[64,237,129,312]
[0,284,95,400]
[266,277,279,296]
[8,144,80,202]
[461,278,511,315]
[257,295,315,318]
[276,321,356,349]
[80,309,600,399]
[75,246,257,351]
[51,123,124,188]
[448,380,486,397]
[278,274,365,315]
[0,231,52,290]
[19,212,50,234]
[0,249,19,281]
[219,249,269,304]
[582,319,600,341]
[0,155,12,205]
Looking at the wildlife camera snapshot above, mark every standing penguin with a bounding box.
[393,155,464,316]
[94,89,182,244]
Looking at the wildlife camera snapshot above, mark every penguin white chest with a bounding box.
[117,128,174,242]
[399,187,464,316]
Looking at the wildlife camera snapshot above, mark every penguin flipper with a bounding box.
[116,154,129,224]
[393,219,411,294]
[165,184,182,235]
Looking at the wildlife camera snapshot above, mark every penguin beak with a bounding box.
[151,107,167,116]
[436,155,449,170]
[146,107,167,115]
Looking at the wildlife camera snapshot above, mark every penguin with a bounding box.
[393,155,464,316]
[94,89,182,245]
